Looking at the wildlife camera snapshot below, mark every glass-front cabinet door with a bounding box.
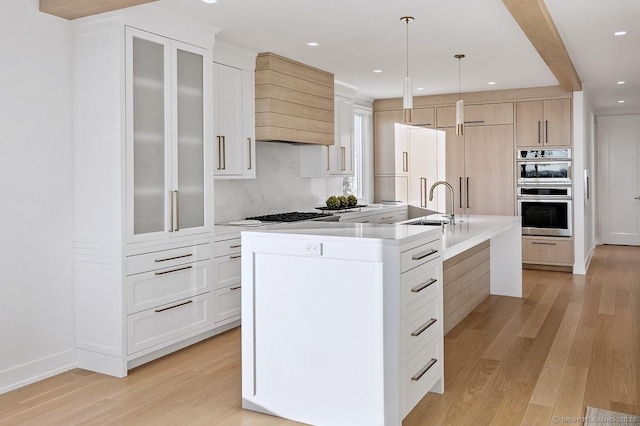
[126,27,210,243]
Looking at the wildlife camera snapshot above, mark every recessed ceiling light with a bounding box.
[615,31,626,36]
[617,81,626,85]
[373,69,382,73]
[417,87,424,91]
[618,100,625,103]
[307,42,319,47]
[488,81,496,85]
[201,0,218,3]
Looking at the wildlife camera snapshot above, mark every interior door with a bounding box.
[597,115,640,245]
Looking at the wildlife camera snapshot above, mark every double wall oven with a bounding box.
[517,149,572,237]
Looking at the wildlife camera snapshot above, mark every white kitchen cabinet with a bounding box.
[374,123,446,212]
[300,83,355,177]
[213,235,242,324]
[212,41,257,179]
[241,225,443,425]
[125,27,212,244]
[73,7,225,378]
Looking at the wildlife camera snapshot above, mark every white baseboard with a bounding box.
[0,349,77,395]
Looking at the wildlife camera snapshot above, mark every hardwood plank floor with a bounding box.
[1,245,639,425]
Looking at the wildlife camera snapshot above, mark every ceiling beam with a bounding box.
[502,0,582,92]
[39,0,158,20]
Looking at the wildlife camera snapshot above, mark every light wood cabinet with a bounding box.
[436,102,514,128]
[516,98,571,147]
[374,109,405,175]
[212,41,256,179]
[464,125,515,215]
[438,125,515,216]
[522,236,573,266]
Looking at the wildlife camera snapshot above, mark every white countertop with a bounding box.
[399,214,522,259]
[240,221,441,244]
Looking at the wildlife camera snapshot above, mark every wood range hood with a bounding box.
[255,52,335,145]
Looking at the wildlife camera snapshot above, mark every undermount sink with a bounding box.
[406,218,449,226]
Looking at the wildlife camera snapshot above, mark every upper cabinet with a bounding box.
[212,41,257,179]
[436,102,514,128]
[300,82,355,177]
[126,28,212,242]
[516,98,571,147]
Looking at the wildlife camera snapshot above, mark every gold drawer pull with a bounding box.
[411,318,437,337]
[411,278,437,293]
[411,249,438,260]
[154,300,193,313]
[411,358,437,381]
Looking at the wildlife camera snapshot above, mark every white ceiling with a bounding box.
[155,0,639,112]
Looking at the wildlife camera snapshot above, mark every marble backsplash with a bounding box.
[213,142,344,223]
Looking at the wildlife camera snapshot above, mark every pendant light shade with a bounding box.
[401,17,414,124]
[455,54,465,136]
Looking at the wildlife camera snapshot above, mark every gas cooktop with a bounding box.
[246,212,334,222]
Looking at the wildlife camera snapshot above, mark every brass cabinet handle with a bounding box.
[532,241,557,246]
[247,138,252,170]
[411,249,438,260]
[154,300,193,313]
[217,136,223,170]
[173,190,179,232]
[154,265,193,276]
[466,177,470,208]
[411,358,437,381]
[459,177,463,209]
[403,151,408,172]
[411,278,437,293]
[155,253,193,263]
[420,177,427,207]
[341,146,346,171]
[325,146,330,171]
[411,318,437,337]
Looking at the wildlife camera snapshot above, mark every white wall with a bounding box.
[214,142,343,222]
[572,91,596,275]
[0,1,75,393]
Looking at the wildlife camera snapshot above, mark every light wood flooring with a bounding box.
[1,245,638,425]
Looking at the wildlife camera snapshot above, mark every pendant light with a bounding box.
[455,54,465,135]
[401,16,414,124]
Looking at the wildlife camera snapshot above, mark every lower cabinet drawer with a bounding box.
[402,299,442,364]
[522,237,573,265]
[126,243,211,276]
[213,254,241,290]
[401,260,442,316]
[402,339,443,417]
[401,239,441,273]
[127,293,212,355]
[126,259,212,314]
[213,284,241,324]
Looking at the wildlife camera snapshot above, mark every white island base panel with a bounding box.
[247,254,386,425]
[241,224,444,426]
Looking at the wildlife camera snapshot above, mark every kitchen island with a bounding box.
[400,214,522,333]
[241,222,444,426]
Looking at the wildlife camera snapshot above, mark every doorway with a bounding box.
[596,114,640,245]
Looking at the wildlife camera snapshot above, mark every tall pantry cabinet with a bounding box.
[73,8,224,377]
